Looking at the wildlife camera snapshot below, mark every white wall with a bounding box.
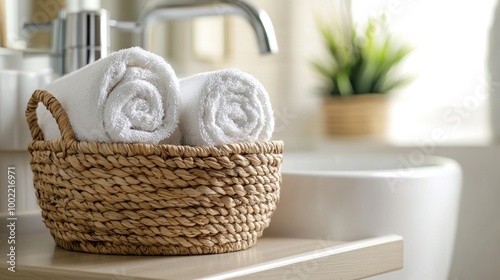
[440,147,500,280]
[352,0,496,145]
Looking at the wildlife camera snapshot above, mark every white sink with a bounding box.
[265,152,462,280]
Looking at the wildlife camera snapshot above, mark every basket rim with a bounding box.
[26,90,283,157]
[28,138,284,157]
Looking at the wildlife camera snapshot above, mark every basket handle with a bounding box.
[25,90,76,142]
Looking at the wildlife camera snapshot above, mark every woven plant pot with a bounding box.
[323,94,389,137]
[25,90,283,256]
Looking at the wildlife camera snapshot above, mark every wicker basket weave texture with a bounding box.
[26,90,283,255]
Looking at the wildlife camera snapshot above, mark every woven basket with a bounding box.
[26,90,283,255]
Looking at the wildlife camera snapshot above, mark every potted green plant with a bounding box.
[312,14,413,137]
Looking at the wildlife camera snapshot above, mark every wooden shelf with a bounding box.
[0,231,403,280]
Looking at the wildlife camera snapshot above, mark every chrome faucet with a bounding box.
[134,0,279,54]
[20,0,278,75]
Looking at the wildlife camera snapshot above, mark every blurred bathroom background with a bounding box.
[1,0,500,279]
[102,0,497,147]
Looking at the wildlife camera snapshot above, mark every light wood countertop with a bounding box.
[0,231,403,279]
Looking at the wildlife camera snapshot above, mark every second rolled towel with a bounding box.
[37,47,180,144]
[179,69,274,146]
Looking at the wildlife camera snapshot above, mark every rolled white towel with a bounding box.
[37,47,180,144]
[179,69,274,146]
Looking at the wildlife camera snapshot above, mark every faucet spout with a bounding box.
[136,0,279,54]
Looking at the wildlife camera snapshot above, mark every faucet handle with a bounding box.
[109,20,141,32]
